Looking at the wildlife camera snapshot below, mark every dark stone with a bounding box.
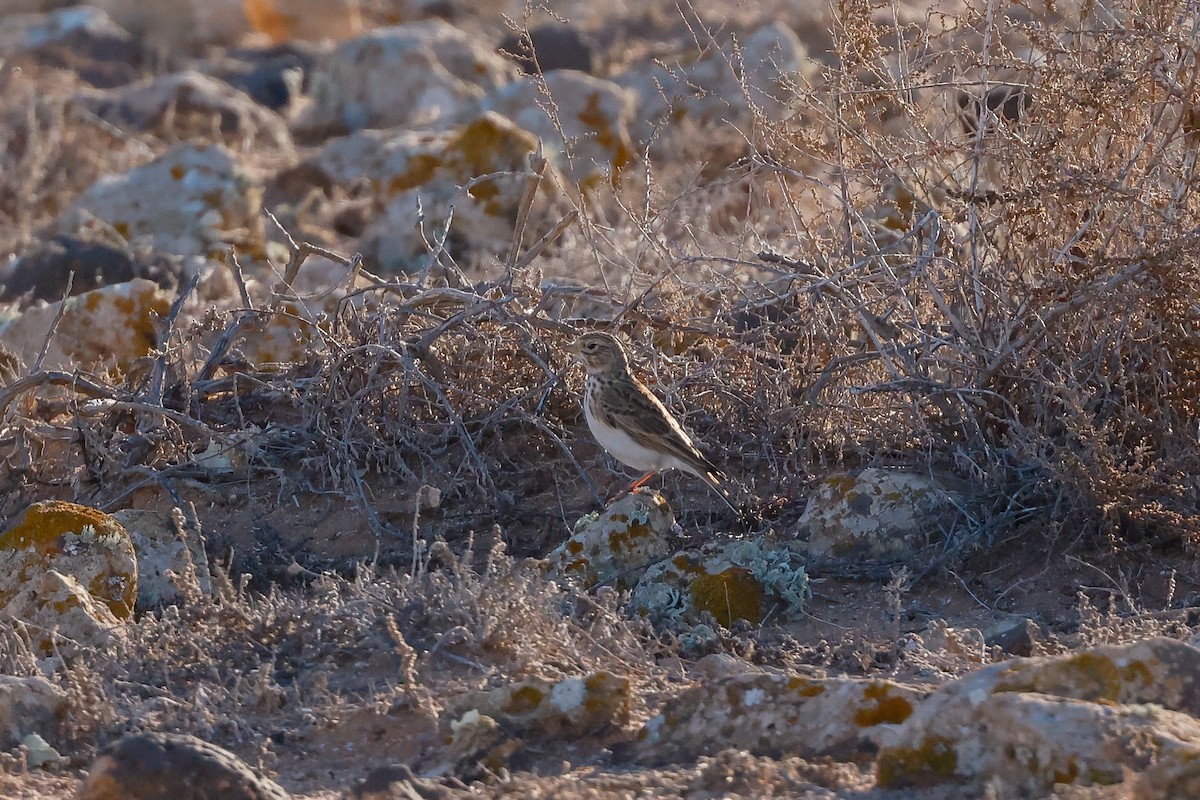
[0,235,181,306]
[499,24,595,75]
[76,731,289,800]
[216,43,321,110]
[352,764,458,799]
[986,617,1043,657]
[956,84,1032,134]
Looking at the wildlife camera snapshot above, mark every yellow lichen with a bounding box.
[876,736,959,788]
[786,676,827,697]
[688,567,763,627]
[507,685,545,714]
[854,682,914,726]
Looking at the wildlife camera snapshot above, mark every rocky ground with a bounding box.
[2,0,1200,798]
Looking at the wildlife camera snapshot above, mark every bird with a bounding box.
[566,330,739,513]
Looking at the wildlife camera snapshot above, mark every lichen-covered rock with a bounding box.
[0,278,170,371]
[615,21,817,147]
[0,5,140,87]
[800,468,962,561]
[58,143,262,257]
[111,508,211,609]
[481,70,635,189]
[76,731,290,800]
[876,637,1200,792]
[629,538,809,627]
[0,501,137,620]
[298,20,516,135]
[630,672,924,766]
[455,672,631,738]
[547,490,675,590]
[74,71,292,148]
[347,113,558,272]
[0,675,66,749]
[3,570,125,657]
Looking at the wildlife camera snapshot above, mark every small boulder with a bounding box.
[58,143,263,258]
[800,468,962,562]
[547,490,675,590]
[3,570,125,657]
[481,70,636,189]
[454,671,631,738]
[629,538,809,627]
[297,20,516,136]
[111,508,211,609]
[74,71,292,148]
[0,278,171,372]
[876,637,1200,793]
[77,731,290,800]
[0,675,66,749]
[0,501,137,620]
[630,672,924,765]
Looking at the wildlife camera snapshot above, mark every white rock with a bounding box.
[0,5,129,57]
[801,468,962,561]
[112,508,212,609]
[481,70,636,189]
[0,675,66,749]
[0,278,170,371]
[58,143,262,257]
[74,71,292,149]
[298,20,517,134]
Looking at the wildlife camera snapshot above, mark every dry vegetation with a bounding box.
[3,0,1200,796]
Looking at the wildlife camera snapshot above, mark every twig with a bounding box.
[148,272,200,407]
[30,272,73,375]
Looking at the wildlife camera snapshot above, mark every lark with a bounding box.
[566,331,738,512]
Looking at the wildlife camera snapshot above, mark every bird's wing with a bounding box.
[600,379,726,479]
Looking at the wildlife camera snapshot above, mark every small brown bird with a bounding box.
[566,331,738,512]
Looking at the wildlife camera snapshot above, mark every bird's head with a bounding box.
[566,331,630,375]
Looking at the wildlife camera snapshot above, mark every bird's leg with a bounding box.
[604,471,657,505]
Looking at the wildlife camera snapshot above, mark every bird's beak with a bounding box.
[565,338,583,356]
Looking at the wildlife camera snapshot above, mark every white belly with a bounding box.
[584,397,674,472]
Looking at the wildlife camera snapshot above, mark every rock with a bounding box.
[58,143,263,257]
[629,538,809,627]
[454,671,631,738]
[23,732,66,771]
[243,0,364,44]
[0,278,171,372]
[0,501,137,620]
[3,570,125,657]
[985,617,1044,657]
[86,0,250,50]
[499,23,595,75]
[211,43,321,110]
[351,764,456,800]
[0,234,180,306]
[297,20,516,137]
[480,70,635,189]
[111,508,212,609]
[876,637,1200,793]
[615,21,817,147]
[76,731,290,800]
[800,468,962,562]
[350,113,557,272]
[739,22,813,121]
[0,675,66,749]
[0,6,141,88]
[74,71,293,149]
[629,672,924,766]
[546,490,675,590]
